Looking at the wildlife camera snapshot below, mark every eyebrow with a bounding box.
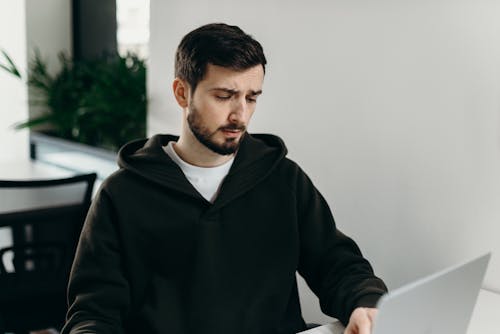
[209,87,263,96]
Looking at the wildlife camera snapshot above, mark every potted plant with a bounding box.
[0,49,147,152]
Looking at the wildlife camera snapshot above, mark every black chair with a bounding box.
[0,173,97,334]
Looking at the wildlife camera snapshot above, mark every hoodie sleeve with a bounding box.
[62,188,130,334]
[295,167,387,326]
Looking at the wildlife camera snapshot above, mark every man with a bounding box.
[62,23,387,334]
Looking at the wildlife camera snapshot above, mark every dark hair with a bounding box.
[175,23,267,92]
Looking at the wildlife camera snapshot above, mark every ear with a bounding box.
[173,78,190,108]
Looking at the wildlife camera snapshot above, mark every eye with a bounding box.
[246,96,257,103]
[215,95,231,101]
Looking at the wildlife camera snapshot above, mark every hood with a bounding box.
[117,133,287,207]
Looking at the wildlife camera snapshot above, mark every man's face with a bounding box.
[186,64,264,155]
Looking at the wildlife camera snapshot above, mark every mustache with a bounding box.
[219,123,246,131]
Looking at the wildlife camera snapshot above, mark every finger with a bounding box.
[367,308,378,322]
[352,310,373,334]
[344,323,354,334]
[357,319,371,334]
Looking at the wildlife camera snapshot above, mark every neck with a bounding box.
[175,132,235,168]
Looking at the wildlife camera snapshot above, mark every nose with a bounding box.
[228,97,247,123]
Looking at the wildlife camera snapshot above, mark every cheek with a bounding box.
[199,102,229,126]
[193,99,221,119]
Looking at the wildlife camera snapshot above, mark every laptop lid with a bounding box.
[372,252,491,334]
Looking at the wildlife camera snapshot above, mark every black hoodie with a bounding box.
[62,133,387,334]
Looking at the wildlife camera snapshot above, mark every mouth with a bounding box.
[220,125,246,138]
[221,128,243,138]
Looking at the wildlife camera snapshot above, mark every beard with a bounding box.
[187,104,246,155]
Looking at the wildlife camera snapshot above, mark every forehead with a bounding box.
[198,64,264,92]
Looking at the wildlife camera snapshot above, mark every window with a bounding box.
[117,0,150,59]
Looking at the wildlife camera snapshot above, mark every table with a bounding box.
[0,158,102,196]
[0,159,74,180]
[467,289,500,334]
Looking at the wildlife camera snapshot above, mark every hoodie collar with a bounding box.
[118,133,287,207]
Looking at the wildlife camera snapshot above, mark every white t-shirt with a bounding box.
[163,142,234,203]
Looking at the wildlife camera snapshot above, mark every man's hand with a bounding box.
[344,307,378,334]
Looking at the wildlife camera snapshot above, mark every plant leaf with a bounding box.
[0,49,22,78]
[13,114,54,130]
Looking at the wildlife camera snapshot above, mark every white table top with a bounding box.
[467,289,500,334]
[0,159,75,180]
[0,158,102,197]
[299,289,500,334]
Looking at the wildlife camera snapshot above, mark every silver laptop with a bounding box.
[372,252,490,334]
[298,253,491,334]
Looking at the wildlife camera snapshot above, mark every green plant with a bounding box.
[0,50,21,78]
[0,49,147,151]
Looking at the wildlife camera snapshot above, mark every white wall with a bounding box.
[0,0,29,162]
[0,0,71,163]
[25,0,72,121]
[148,0,500,324]
[25,0,72,73]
